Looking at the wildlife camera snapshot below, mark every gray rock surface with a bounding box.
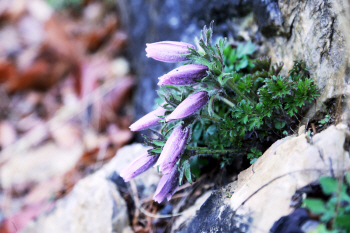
[171,191,212,232]
[176,124,350,233]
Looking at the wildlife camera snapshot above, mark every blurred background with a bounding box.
[0,0,278,232]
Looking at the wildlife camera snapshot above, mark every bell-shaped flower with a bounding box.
[155,124,189,174]
[129,106,166,131]
[153,165,180,203]
[158,64,208,85]
[145,41,196,63]
[120,152,159,182]
[166,91,209,122]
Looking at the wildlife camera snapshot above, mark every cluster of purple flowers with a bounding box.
[120,41,209,203]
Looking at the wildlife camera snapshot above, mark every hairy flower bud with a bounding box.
[129,106,166,131]
[120,152,159,182]
[166,91,209,122]
[155,124,189,174]
[158,64,208,85]
[145,41,196,63]
[153,165,180,203]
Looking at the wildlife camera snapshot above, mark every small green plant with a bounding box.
[247,148,262,164]
[121,22,320,203]
[319,114,331,127]
[223,41,255,73]
[303,174,350,233]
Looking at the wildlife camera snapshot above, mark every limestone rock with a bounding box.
[21,174,132,233]
[178,124,350,232]
[264,0,350,105]
[20,144,157,233]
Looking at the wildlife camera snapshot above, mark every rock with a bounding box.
[19,145,147,233]
[175,189,251,233]
[270,208,319,233]
[172,191,212,232]
[178,124,350,232]
[106,143,160,197]
[263,0,350,106]
[253,0,283,37]
[21,175,132,233]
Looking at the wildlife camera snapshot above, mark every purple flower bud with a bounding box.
[153,165,180,203]
[129,106,166,131]
[166,91,209,122]
[158,64,208,85]
[155,124,189,174]
[145,41,196,63]
[120,152,159,182]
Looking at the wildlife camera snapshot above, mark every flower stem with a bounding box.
[218,96,236,108]
[224,94,238,105]
[226,79,257,105]
[201,114,221,122]
[187,146,242,155]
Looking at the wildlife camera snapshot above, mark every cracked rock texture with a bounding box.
[263,0,350,105]
[177,124,350,233]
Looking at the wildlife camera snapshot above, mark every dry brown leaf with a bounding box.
[0,61,15,84]
[84,15,118,52]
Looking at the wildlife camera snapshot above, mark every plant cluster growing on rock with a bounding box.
[121,22,319,203]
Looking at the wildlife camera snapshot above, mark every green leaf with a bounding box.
[218,38,226,55]
[319,177,338,194]
[179,168,184,185]
[274,121,286,130]
[336,214,350,229]
[151,148,162,153]
[229,50,237,64]
[183,160,192,184]
[236,41,255,58]
[223,45,232,57]
[243,115,248,124]
[152,140,166,147]
[206,125,217,135]
[235,58,249,71]
[250,158,258,164]
[304,198,327,214]
[190,156,200,179]
[193,57,212,68]
[208,94,217,116]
